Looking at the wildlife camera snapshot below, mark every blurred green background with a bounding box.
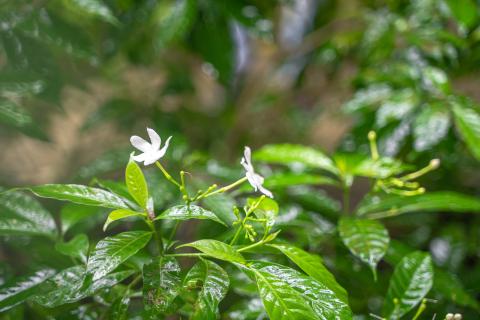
[1,0,480,318]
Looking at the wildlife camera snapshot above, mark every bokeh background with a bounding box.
[1,0,480,318]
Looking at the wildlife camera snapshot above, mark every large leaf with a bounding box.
[143,256,181,315]
[338,217,389,279]
[247,261,352,320]
[0,191,57,238]
[356,192,480,219]
[446,0,478,27]
[103,209,146,231]
[55,233,89,263]
[268,244,348,303]
[383,251,433,319]
[33,266,134,307]
[184,259,229,320]
[86,231,152,280]
[179,239,246,264]
[254,144,338,175]
[28,184,129,209]
[0,269,55,312]
[60,203,100,234]
[413,104,450,151]
[155,205,226,226]
[125,159,149,209]
[452,102,480,160]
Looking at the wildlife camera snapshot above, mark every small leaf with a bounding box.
[33,266,134,307]
[269,243,348,304]
[86,231,152,280]
[254,144,338,175]
[179,239,246,264]
[452,102,480,161]
[64,0,118,25]
[155,205,226,226]
[0,269,55,312]
[0,191,57,238]
[383,251,434,320]
[184,259,229,320]
[55,234,89,262]
[143,256,181,315]
[28,184,129,209]
[247,261,352,320]
[103,209,146,231]
[247,197,278,228]
[125,159,149,209]
[356,192,480,219]
[334,153,408,180]
[338,217,390,279]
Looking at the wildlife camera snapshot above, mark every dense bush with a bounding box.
[1,0,479,319]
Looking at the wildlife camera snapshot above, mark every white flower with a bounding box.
[130,128,172,166]
[241,146,273,198]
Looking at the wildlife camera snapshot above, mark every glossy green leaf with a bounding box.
[86,231,152,280]
[383,251,433,319]
[155,205,226,226]
[248,261,352,320]
[55,234,89,262]
[28,184,129,209]
[413,104,450,151]
[452,102,480,161]
[356,192,480,219]
[65,0,118,25]
[334,153,407,180]
[446,0,478,27]
[143,256,181,315]
[33,266,134,307]
[125,159,149,209]
[179,239,245,264]
[264,173,338,189]
[201,193,237,226]
[268,243,348,303]
[184,259,229,320]
[254,144,338,175]
[60,203,99,234]
[338,217,389,279]
[0,191,57,238]
[247,197,279,228]
[103,209,146,231]
[0,269,55,312]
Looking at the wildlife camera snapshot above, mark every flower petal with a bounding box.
[132,152,148,163]
[143,151,162,166]
[245,171,259,191]
[243,146,252,165]
[158,136,172,158]
[130,136,151,153]
[147,128,161,150]
[258,184,273,198]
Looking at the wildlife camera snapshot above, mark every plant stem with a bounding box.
[229,225,243,245]
[237,239,267,252]
[147,220,163,255]
[200,177,248,199]
[343,184,350,215]
[155,161,181,187]
[168,221,180,244]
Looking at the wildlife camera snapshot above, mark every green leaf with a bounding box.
[247,197,278,228]
[33,266,134,307]
[125,159,149,209]
[268,243,348,304]
[356,192,480,219]
[0,99,48,140]
[247,261,352,320]
[152,0,197,49]
[0,269,55,312]
[334,153,408,180]
[107,296,130,320]
[184,259,229,320]
[201,193,237,226]
[60,203,99,234]
[143,256,181,315]
[179,239,246,264]
[155,205,226,226]
[383,251,434,320]
[28,184,129,209]
[338,217,389,279]
[446,0,478,27]
[264,173,339,189]
[86,231,152,280]
[103,209,146,231]
[0,191,57,238]
[452,102,480,161]
[55,234,89,262]
[254,144,338,175]
[64,0,118,25]
[413,104,450,151]
[375,89,418,128]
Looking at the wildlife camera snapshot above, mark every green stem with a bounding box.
[200,177,248,199]
[237,239,267,252]
[147,220,163,255]
[411,299,427,320]
[155,161,181,187]
[343,184,350,215]
[230,225,243,245]
[168,221,180,244]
